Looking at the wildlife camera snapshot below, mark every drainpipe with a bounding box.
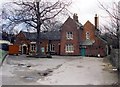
[48,40,50,55]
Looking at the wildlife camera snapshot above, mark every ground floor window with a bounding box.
[41,47,45,53]
[50,44,55,52]
[30,44,36,52]
[65,44,74,53]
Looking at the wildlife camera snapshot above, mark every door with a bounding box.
[81,48,85,56]
[23,46,27,54]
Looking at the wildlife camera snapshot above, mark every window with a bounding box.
[41,47,45,53]
[66,32,73,40]
[31,44,36,52]
[65,44,74,53]
[50,44,55,52]
[86,31,90,39]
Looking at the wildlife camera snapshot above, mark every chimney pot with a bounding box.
[73,13,78,22]
[95,14,99,29]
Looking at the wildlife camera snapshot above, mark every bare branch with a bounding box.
[98,1,120,21]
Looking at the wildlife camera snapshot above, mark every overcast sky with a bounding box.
[0,0,119,25]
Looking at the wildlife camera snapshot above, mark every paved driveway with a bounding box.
[0,55,118,85]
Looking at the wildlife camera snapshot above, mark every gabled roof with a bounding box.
[62,16,83,29]
[84,20,94,27]
[83,20,107,44]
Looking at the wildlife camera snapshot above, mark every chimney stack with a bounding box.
[73,13,78,22]
[95,14,99,29]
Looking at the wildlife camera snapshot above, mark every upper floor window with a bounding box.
[86,31,90,39]
[65,44,74,53]
[66,32,73,40]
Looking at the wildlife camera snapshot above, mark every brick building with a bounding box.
[14,14,107,57]
[60,14,107,57]
[60,15,82,55]
[15,31,60,55]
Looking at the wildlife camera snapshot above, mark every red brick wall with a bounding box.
[94,37,107,57]
[82,21,95,41]
[84,37,107,57]
[60,17,80,55]
[15,32,60,55]
[15,32,30,45]
[81,21,107,57]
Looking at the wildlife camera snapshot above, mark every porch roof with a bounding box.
[80,39,94,46]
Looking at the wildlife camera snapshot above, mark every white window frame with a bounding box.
[65,44,74,53]
[30,44,36,52]
[50,44,55,52]
[86,31,90,39]
[66,32,73,40]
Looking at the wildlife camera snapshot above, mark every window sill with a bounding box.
[65,51,74,53]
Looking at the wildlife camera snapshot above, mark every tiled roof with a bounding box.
[43,31,60,40]
[22,31,60,41]
[75,21,83,27]
[80,39,94,46]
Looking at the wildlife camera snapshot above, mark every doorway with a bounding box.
[81,48,85,56]
[23,46,27,54]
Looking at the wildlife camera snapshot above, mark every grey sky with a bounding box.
[69,0,120,25]
[0,0,119,25]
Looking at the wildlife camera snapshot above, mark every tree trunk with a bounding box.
[36,25,42,56]
[36,2,42,57]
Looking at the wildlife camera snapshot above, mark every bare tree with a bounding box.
[98,1,120,36]
[2,0,71,57]
[98,1,120,50]
[98,1,120,76]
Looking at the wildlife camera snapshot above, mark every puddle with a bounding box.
[37,64,62,77]
[77,65,83,68]
[24,76,35,81]
[18,64,31,68]
[38,69,53,76]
